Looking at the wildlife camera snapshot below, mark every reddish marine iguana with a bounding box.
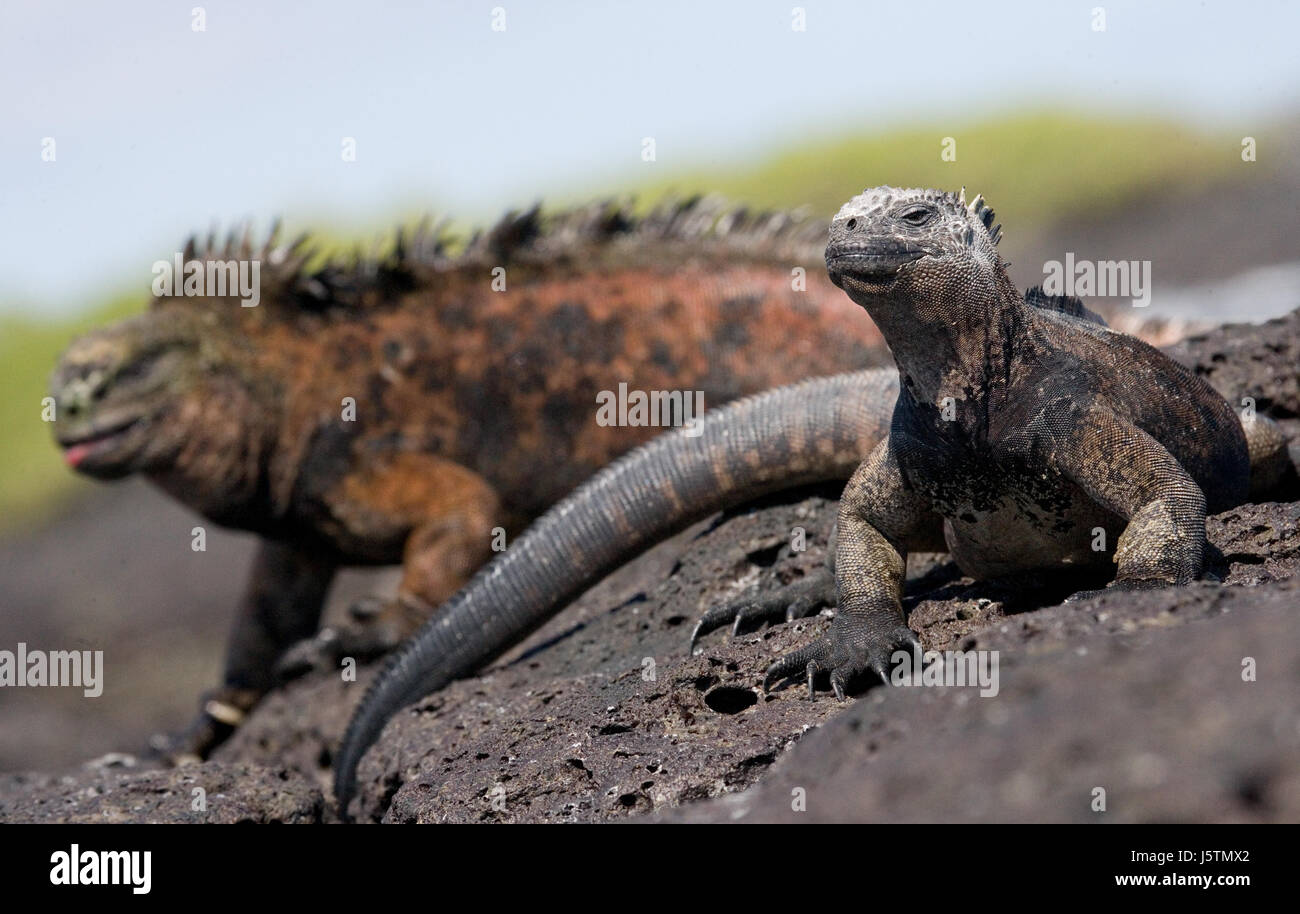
[48,198,891,759]
[333,187,1290,814]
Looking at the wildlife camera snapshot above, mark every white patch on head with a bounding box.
[832,185,1001,259]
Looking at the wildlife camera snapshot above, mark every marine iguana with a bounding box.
[752,185,1284,697]
[48,198,892,760]
[332,187,1290,815]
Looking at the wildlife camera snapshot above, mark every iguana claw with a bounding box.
[689,571,835,653]
[762,621,919,700]
[146,685,260,765]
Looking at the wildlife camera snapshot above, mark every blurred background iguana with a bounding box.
[45,200,890,759]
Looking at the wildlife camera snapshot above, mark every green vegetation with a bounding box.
[622,109,1239,227]
[0,110,1251,530]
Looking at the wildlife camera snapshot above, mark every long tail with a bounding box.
[333,369,898,814]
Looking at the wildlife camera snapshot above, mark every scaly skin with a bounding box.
[759,185,1257,697]
[334,188,1291,816]
[48,198,890,760]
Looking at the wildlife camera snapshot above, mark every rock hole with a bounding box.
[704,686,758,714]
[1236,772,1270,809]
[746,542,785,568]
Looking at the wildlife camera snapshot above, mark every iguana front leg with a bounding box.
[153,539,337,762]
[765,436,942,699]
[1052,405,1207,595]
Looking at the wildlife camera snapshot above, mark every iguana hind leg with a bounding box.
[285,454,503,669]
[334,510,498,658]
[1243,413,1293,499]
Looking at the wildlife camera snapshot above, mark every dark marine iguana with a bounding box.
[48,198,894,760]
[332,186,1291,815]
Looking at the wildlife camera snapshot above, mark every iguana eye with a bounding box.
[115,353,160,385]
[114,346,175,387]
[900,207,933,226]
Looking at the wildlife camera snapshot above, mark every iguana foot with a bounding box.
[689,570,835,653]
[276,594,430,680]
[762,620,919,701]
[339,594,424,656]
[146,685,260,764]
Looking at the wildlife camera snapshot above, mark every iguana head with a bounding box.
[50,309,228,479]
[824,185,1003,306]
[824,186,1016,395]
[50,229,317,487]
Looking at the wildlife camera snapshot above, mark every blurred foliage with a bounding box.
[0,111,1248,530]
[626,109,1238,226]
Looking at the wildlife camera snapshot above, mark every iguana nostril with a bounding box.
[55,373,103,416]
[846,218,857,231]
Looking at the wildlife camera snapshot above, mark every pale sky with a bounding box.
[2,0,1297,315]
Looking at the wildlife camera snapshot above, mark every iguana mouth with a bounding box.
[824,248,925,285]
[57,415,144,470]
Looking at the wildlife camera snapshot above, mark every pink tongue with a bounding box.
[64,443,92,467]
